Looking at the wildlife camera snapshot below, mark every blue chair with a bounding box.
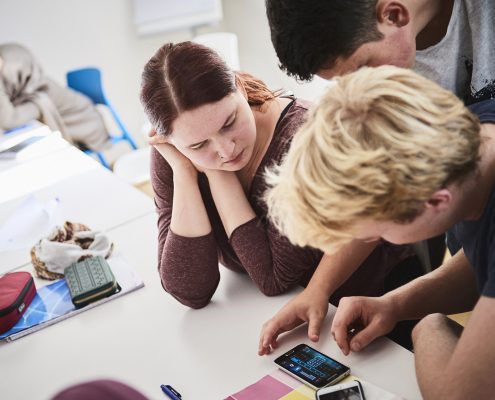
[66,67,138,169]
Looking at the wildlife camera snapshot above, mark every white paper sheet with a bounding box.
[0,195,61,275]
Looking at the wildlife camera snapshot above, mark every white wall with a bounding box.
[0,0,329,146]
[222,0,331,100]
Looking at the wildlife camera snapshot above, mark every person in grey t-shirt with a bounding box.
[266,0,495,103]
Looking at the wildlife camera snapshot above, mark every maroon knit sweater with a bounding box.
[150,100,413,308]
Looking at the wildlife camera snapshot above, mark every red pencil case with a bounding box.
[0,272,37,334]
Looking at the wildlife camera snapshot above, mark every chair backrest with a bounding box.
[66,67,138,159]
[67,67,108,105]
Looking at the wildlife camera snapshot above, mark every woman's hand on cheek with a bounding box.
[151,129,206,174]
[154,142,197,177]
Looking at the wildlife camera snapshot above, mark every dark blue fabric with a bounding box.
[468,99,495,123]
[447,100,495,256]
[448,99,495,296]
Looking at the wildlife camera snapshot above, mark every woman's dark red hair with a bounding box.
[140,41,275,136]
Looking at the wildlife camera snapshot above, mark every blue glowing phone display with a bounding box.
[274,344,350,389]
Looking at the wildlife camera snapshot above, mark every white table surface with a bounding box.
[0,125,67,175]
[0,213,421,400]
[0,142,155,274]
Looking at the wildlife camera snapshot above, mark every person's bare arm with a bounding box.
[389,249,478,319]
[258,240,378,355]
[413,296,495,400]
[331,250,479,355]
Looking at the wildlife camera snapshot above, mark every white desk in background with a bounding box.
[0,212,422,400]
[0,123,66,174]
[0,136,155,274]
[0,134,421,399]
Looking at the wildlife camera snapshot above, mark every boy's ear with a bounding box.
[425,189,452,211]
[376,0,410,27]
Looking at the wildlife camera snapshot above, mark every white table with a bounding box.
[0,138,155,274]
[0,213,421,400]
[0,136,421,399]
[0,124,66,174]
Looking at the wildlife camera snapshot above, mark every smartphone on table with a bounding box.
[316,380,366,400]
[274,343,350,390]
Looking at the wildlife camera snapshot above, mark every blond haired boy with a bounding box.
[259,66,495,399]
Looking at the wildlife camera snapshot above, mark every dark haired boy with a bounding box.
[266,0,495,104]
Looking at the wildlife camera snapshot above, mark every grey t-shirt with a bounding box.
[414,0,495,104]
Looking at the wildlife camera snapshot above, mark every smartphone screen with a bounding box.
[274,344,350,389]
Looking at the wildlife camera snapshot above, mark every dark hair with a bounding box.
[266,0,383,81]
[140,41,276,136]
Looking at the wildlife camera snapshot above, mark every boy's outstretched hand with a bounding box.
[331,295,398,355]
[258,286,330,355]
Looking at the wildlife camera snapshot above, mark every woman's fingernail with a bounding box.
[351,341,361,352]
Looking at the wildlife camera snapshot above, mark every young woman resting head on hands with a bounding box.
[140,42,414,312]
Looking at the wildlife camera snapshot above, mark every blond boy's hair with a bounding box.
[265,66,481,253]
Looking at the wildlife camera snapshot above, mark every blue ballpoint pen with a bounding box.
[161,384,182,400]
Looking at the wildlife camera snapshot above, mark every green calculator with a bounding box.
[64,256,119,308]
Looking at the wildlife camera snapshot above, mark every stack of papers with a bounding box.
[0,136,45,160]
[225,369,404,400]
